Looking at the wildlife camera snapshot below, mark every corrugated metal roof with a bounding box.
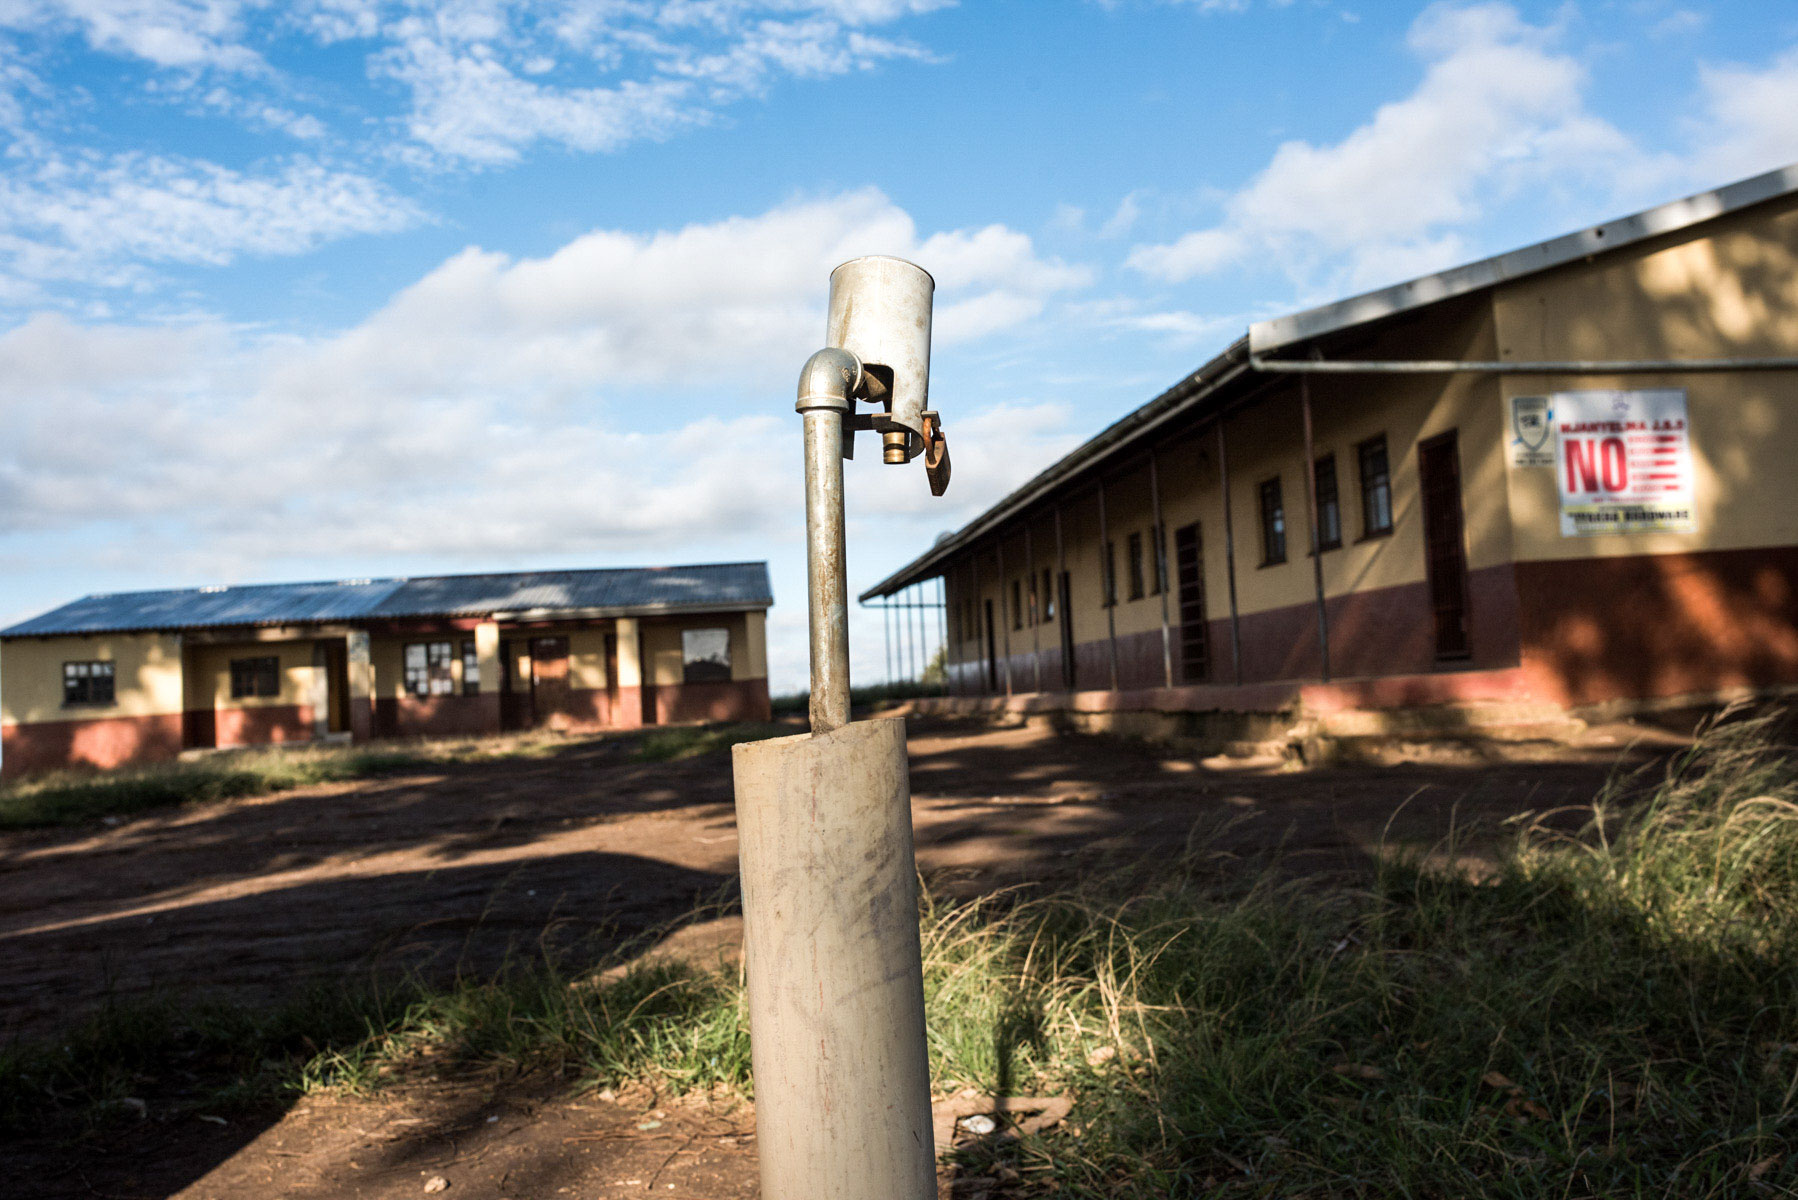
[1,563,772,638]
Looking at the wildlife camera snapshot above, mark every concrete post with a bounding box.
[474,621,502,732]
[346,629,373,742]
[731,718,935,1200]
[613,616,645,728]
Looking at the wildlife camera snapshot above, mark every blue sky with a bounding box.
[1,0,1795,693]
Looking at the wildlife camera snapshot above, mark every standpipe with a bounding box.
[731,256,948,1200]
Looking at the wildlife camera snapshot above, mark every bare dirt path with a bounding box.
[1,717,1671,1198]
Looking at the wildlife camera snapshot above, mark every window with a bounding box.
[1259,477,1287,565]
[1027,573,1039,626]
[405,641,455,697]
[229,655,280,700]
[1102,540,1118,607]
[1149,523,1166,595]
[1314,455,1342,551]
[1359,435,1393,537]
[1011,579,1023,630]
[461,640,480,696]
[1042,568,1055,620]
[682,627,732,683]
[62,660,115,707]
[1126,531,1145,601]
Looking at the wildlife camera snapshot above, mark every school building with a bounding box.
[0,563,772,779]
[864,164,1798,732]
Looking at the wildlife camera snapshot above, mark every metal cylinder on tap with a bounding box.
[827,255,935,463]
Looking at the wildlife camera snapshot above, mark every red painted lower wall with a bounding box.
[951,563,1523,697]
[2,714,185,780]
[374,694,502,739]
[215,704,315,747]
[1515,546,1798,707]
[648,678,771,724]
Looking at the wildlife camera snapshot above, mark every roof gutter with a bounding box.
[1249,355,1798,374]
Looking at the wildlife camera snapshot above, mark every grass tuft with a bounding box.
[631,723,789,762]
[0,732,573,829]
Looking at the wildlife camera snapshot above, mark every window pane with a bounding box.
[1127,532,1144,601]
[682,628,732,683]
[405,644,426,669]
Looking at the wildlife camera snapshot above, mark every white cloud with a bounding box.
[0,0,263,70]
[0,0,952,169]
[0,147,424,298]
[1690,45,1798,183]
[1126,2,1637,290]
[0,190,1086,565]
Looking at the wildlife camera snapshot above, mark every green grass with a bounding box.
[630,722,790,762]
[7,711,1798,1196]
[0,732,570,829]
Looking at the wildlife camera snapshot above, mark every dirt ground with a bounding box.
[0,715,1679,1199]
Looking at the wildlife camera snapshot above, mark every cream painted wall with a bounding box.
[1496,196,1798,562]
[189,639,321,709]
[1,633,185,725]
[640,612,761,686]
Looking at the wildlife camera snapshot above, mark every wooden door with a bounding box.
[1174,522,1211,683]
[604,633,619,722]
[1418,432,1472,661]
[532,636,571,722]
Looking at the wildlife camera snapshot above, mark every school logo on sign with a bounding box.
[1508,395,1553,467]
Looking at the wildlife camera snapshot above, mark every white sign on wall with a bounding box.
[1554,389,1695,537]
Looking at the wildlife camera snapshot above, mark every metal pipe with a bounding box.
[971,542,985,693]
[915,582,928,685]
[1299,376,1331,682]
[1097,478,1119,691]
[1026,521,1042,693]
[997,535,1013,695]
[1250,355,1798,374]
[1054,505,1068,690]
[1149,449,1173,689]
[942,575,956,698]
[802,407,851,732]
[1217,422,1243,685]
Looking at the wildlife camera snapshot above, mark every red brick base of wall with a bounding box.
[2,713,185,780]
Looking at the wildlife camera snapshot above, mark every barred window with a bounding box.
[1314,455,1342,551]
[62,660,115,707]
[1359,435,1393,537]
[405,641,455,697]
[1260,477,1287,565]
[461,640,480,696]
[229,656,279,700]
[1126,531,1145,601]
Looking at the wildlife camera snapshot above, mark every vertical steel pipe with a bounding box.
[1300,376,1331,682]
[1097,479,1119,691]
[1054,505,1068,690]
[1025,521,1042,693]
[803,409,851,732]
[997,535,1013,695]
[1217,421,1244,685]
[942,575,956,698]
[1149,449,1173,689]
